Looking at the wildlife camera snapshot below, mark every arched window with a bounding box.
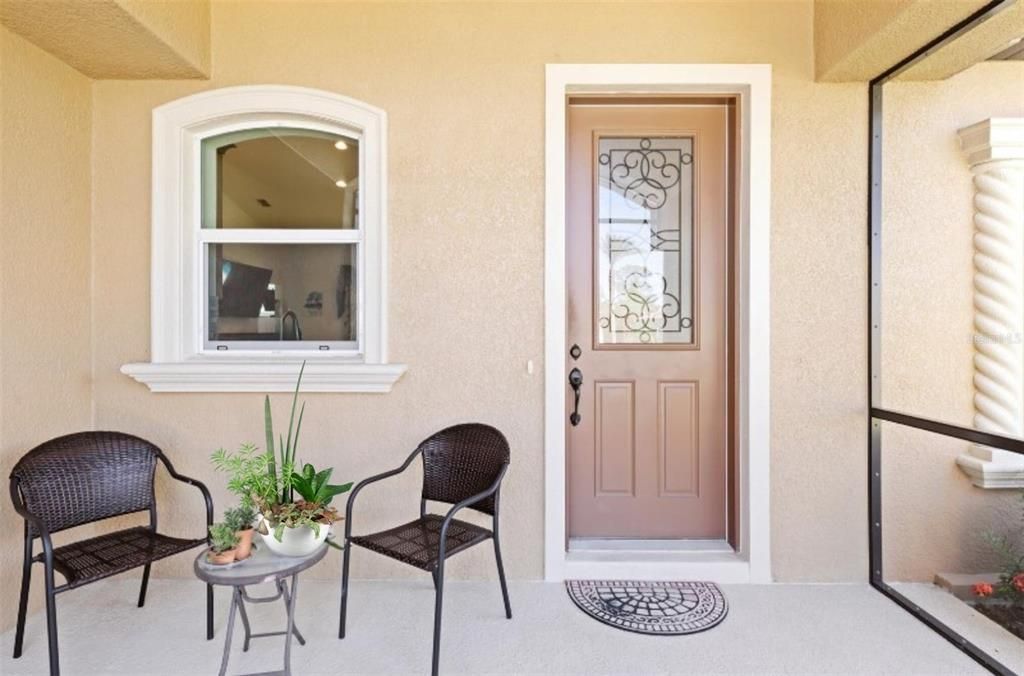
[122,86,405,392]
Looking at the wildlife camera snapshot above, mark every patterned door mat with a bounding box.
[565,580,728,635]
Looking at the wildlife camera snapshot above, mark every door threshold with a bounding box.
[568,538,733,553]
[562,549,750,583]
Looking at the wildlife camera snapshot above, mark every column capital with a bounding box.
[958,117,1024,166]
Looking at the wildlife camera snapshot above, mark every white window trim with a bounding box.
[121,85,406,392]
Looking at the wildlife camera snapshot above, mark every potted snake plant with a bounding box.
[213,362,352,557]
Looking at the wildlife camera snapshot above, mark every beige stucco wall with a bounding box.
[881,61,1024,581]
[83,0,869,589]
[0,27,94,630]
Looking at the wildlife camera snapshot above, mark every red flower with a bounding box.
[973,582,994,598]
[1011,573,1024,594]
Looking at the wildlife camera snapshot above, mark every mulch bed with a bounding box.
[974,603,1024,640]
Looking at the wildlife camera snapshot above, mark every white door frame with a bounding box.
[544,64,772,583]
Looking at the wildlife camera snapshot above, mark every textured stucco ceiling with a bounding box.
[0,0,209,79]
[895,0,1024,80]
[814,0,996,81]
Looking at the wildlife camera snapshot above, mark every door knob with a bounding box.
[568,367,583,427]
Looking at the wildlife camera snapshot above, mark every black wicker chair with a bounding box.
[338,423,512,676]
[9,431,213,676]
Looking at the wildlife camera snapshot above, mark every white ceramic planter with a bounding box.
[260,522,330,557]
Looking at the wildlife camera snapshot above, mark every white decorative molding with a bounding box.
[957,118,1024,166]
[956,118,1024,488]
[122,85,405,393]
[121,361,407,393]
[544,64,772,584]
[957,447,1024,488]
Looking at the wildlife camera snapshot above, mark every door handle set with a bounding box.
[568,344,583,427]
[568,367,583,427]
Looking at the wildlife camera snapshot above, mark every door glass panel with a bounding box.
[201,128,359,229]
[596,136,694,345]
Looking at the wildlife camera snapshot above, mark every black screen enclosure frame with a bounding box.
[868,1,1024,674]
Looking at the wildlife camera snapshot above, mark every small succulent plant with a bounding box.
[209,522,240,554]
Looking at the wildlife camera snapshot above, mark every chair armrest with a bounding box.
[157,453,214,535]
[345,447,422,539]
[437,463,509,558]
[9,478,55,557]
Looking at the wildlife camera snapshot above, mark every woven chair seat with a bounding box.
[350,514,492,571]
[38,526,205,590]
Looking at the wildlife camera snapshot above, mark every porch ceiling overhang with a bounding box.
[0,0,209,79]
[814,0,1022,82]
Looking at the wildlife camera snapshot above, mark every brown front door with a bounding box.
[567,100,730,539]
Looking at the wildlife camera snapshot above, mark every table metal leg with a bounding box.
[282,574,299,676]
[218,587,240,676]
[238,588,253,652]
[214,578,307,676]
[278,578,306,646]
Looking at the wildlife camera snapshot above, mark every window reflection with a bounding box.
[203,129,358,229]
[208,243,356,345]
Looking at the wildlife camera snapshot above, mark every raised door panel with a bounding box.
[658,381,699,498]
[594,381,636,497]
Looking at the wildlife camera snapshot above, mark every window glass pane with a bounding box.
[207,243,356,347]
[596,136,695,345]
[202,129,358,229]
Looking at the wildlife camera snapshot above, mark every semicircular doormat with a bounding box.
[565,580,728,635]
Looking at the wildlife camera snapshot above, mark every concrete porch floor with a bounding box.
[1,578,984,675]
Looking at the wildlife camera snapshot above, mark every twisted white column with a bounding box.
[971,167,1024,435]
[956,118,1024,488]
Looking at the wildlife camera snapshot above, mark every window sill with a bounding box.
[120,360,408,393]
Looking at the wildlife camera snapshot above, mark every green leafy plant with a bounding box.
[290,463,353,505]
[223,504,257,532]
[211,443,278,507]
[209,522,240,553]
[263,500,341,543]
[973,490,1024,608]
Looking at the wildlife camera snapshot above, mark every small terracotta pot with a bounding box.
[234,528,254,560]
[207,548,236,565]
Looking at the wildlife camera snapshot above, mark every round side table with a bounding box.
[194,540,329,676]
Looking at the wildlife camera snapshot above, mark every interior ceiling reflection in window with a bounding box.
[204,129,359,229]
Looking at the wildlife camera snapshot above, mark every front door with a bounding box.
[566,100,729,540]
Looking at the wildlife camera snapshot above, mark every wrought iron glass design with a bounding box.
[596,136,694,345]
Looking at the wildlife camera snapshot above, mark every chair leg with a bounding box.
[13,538,32,659]
[431,562,445,676]
[493,535,512,619]
[338,539,352,639]
[206,583,214,640]
[44,564,60,676]
[137,563,151,608]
